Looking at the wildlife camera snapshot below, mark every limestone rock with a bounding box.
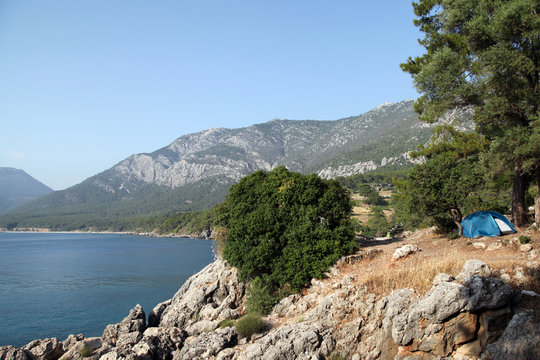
[478,308,512,348]
[392,244,419,260]
[457,259,491,281]
[483,311,540,360]
[473,242,487,250]
[173,327,237,360]
[520,244,533,252]
[432,273,455,286]
[237,322,333,360]
[159,260,245,335]
[465,276,518,312]
[22,338,64,360]
[487,242,503,251]
[130,327,186,360]
[148,300,172,328]
[0,346,30,360]
[59,337,109,360]
[63,334,85,352]
[102,304,146,348]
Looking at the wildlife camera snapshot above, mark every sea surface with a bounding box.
[0,232,215,347]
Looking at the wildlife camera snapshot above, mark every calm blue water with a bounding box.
[0,232,214,347]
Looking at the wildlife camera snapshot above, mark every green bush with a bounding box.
[78,344,93,358]
[446,232,460,240]
[519,236,531,244]
[246,276,280,315]
[218,318,236,328]
[215,167,356,292]
[235,313,265,337]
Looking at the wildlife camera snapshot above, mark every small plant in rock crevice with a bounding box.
[235,313,265,337]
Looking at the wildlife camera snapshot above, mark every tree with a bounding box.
[393,126,505,234]
[215,167,356,294]
[401,0,540,226]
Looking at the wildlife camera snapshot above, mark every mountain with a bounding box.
[0,168,53,214]
[1,100,472,229]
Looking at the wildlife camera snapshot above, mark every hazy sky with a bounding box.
[1,1,423,190]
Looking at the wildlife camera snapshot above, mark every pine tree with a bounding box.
[401,0,540,226]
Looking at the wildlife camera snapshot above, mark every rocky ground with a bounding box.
[1,227,539,360]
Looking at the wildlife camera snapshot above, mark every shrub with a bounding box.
[215,167,356,292]
[446,232,460,240]
[218,318,236,328]
[519,236,531,244]
[235,313,265,337]
[246,276,280,315]
[78,344,93,358]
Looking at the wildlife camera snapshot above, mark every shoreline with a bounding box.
[0,229,214,240]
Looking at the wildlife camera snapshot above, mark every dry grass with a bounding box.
[358,254,465,296]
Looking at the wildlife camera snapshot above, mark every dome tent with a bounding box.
[461,211,516,238]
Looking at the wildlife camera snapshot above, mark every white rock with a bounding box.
[520,244,533,252]
[392,244,420,260]
[473,242,487,249]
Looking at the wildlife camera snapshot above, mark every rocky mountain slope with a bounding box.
[2,101,472,228]
[2,229,538,360]
[0,167,53,214]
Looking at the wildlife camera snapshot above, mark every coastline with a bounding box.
[0,228,214,240]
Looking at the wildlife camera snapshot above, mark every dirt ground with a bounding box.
[336,226,540,303]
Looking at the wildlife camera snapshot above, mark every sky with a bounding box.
[0,1,424,190]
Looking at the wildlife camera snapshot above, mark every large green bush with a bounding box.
[215,167,356,293]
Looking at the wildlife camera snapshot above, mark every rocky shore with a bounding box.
[2,235,539,360]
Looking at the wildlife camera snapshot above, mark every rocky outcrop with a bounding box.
[483,311,540,360]
[154,259,245,335]
[236,323,334,360]
[3,257,538,360]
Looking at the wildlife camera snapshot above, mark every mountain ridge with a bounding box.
[0,167,53,214]
[1,100,472,229]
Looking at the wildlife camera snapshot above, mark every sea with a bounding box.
[0,232,215,347]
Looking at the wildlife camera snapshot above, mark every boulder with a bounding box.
[102,304,146,348]
[130,327,186,360]
[0,346,30,360]
[22,338,64,360]
[148,300,172,328]
[473,242,487,250]
[457,259,491,281]
[172,327,237,360]
[432,273,455,286]
[465,276,518,312]
[392,245,419,260]
[478,308,513,348]
[520,244,533,252]
[62,334,85,352]
[159,260,245,335]
[59,337,109,360]
[483,311,540,360]
[237,322,333,360]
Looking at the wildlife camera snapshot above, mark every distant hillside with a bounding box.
[0,100,473,230]
[0,168,53,214]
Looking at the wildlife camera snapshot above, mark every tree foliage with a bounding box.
[215,166,356,293]
[393,126,512,233]
[401,0,540,225]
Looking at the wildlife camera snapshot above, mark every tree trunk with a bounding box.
[535,166,540,227]
[512,160,529,227]
[450,208,463,236]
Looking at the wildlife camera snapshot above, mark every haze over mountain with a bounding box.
[1,100,472,229]
[0,168,53,214]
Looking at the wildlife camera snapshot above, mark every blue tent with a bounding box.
[461,211,516,238]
